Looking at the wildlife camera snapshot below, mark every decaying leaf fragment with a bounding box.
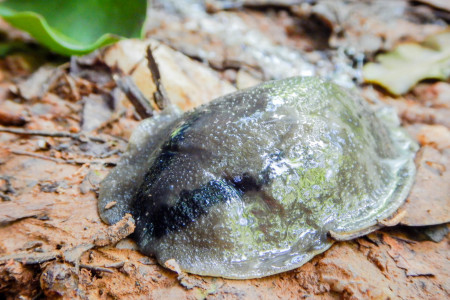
[363,31,450,95]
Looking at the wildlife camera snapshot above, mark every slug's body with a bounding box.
[99,77,417,279]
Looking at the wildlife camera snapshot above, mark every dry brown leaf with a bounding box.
[102,39,236,112]
[401,145,450,226]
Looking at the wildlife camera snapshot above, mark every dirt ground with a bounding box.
[0,0,449,299]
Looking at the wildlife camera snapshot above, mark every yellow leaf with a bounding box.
[363,31,450,95]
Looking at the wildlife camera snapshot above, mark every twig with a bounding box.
[10,150,89,165]
[79,264,114,273]
[114,75,153,119]
[98,149,121,159]
[146,46,171,110]
[10,150,116,166]
[0,127,107,143]
[0,251,60,265]
[377,210,407,227]
[328,224,382,241]
[138,257,157,265]
[390,235,417,245]
[104,261,125,269]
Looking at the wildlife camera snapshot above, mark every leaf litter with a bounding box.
[363,30,450,95]
[0,0,449,299]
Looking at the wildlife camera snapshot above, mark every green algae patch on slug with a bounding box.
[98,76,417,279]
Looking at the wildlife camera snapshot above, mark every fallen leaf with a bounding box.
[363,31,450,95]
[15,65,62,101]
[103,39,236,112]
[81,94,113,132]
[401,145,450,226]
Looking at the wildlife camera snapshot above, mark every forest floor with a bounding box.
[0,1,449,299]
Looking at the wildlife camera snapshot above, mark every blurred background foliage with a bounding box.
[0,0,147,56]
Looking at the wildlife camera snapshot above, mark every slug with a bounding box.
[98,76,417,279]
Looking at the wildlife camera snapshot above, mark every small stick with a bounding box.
[115,75,153,119]
[328,224,382,241]
[377,210,406,227]
[97,149,121,159]
[10,150,115,166]
[79,264,114,273]
[0,127,107,143]
[390,236,417,245]
[10,150,89,165]
[104,261,125,269]
[138,257,156,265]
[146,46,170,110]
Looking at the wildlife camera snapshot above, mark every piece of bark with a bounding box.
[10,150,91,166]
[146,46,170,110]
[81,94,113,132]
[93,214,135,247]
[114,75,153,118]
[0,201,51,225]
[0,251,60,265]
[15,65,63,101]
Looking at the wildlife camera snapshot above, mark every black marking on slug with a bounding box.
[227,172,263,193]
[132,169,283,240]
[132,145,288,240]
[133,179,242,239]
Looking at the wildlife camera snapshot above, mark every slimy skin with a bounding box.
[98,77,417,279]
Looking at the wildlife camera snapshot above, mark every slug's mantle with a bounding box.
[98,76,417,279]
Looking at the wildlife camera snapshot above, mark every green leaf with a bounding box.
[363,31,450,95]
[0,0,147,56]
